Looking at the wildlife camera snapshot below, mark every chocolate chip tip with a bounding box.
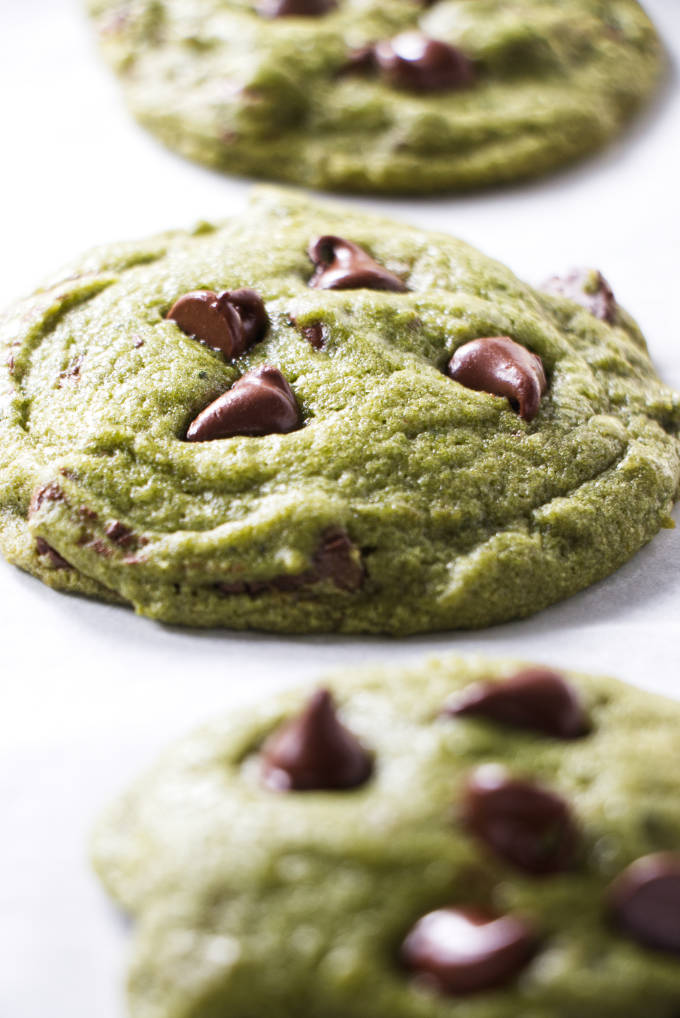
[261,686,373,792]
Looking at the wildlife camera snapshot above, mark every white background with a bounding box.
[1,2,679,1015]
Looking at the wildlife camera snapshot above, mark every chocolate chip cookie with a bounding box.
[85,0,665,193]
[1,189,678,632]
[92,656,680,1017]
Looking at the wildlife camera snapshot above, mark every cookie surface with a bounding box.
[85,0,665,193]
[1,189,678,633]
[92,656,680,1017]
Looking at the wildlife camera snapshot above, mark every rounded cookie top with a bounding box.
[85,0,665,193]
[0,189,678,633]
[91,656,680,1018]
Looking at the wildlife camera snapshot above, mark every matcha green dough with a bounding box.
[92,656,680,1018]
[0,189,678,633]
[85,0,665,193]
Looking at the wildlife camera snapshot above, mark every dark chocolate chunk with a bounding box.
[257,0,336,16]
[36,538,71,570]
[167,288,268,358]
[541,268,617,323]
[308,236,407,292]
[402,906,536,994]
[447,336,547,421]
[609,854,680,954]
[186,365,300,441]
[217,526,364,596]
[462,765,578,875]
[261,688,372,791]
[374,32,475,91]
[443,667,589,739]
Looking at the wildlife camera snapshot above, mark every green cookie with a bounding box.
[0,189,678,633]
[85,0,665,193]
[92,656,680,1018]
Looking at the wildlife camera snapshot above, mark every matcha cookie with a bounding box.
[1,189,679,633]
[92,656,680,1017]
[85,0,665,193]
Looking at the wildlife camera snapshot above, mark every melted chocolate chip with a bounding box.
[443,667,589,739]
[542,268,617,323]
[105,520,136,548]
[261,688,372,791]
[217,526,364,596]
[257,0,336,15]
[186,365,300,441]
[167,288,268,359]
[29,483,64,516]
[36,538,71,570]
[447,336,547,421]
[374,32,475,91]
[312,526,365,591]
[402,907,536,995]
[308,236,407,292]
[303,323,325,349]
[462,765,578,875]
[609,854,680,954]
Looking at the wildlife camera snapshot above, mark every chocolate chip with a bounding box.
[374,32,475,91]
[308,236,407,292]
[443,667,589,739]
[303,323,325,349]
[402,906,536,995]
[542,268,617,323]
[257,0,336,16]
[105,520,136,548]
[89,538,113,558]
[447,336,547,421]
[167,288,268,359]
[29,483,64,516]
[36,538,71,570]
[609,854,680,954]
[312,526,365,591]
[462,765,578,875]
[261,688,373,791]
[341,45,377,76]
[224,288,269,349]
[186,365,300,441]
[217,526,364,596]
